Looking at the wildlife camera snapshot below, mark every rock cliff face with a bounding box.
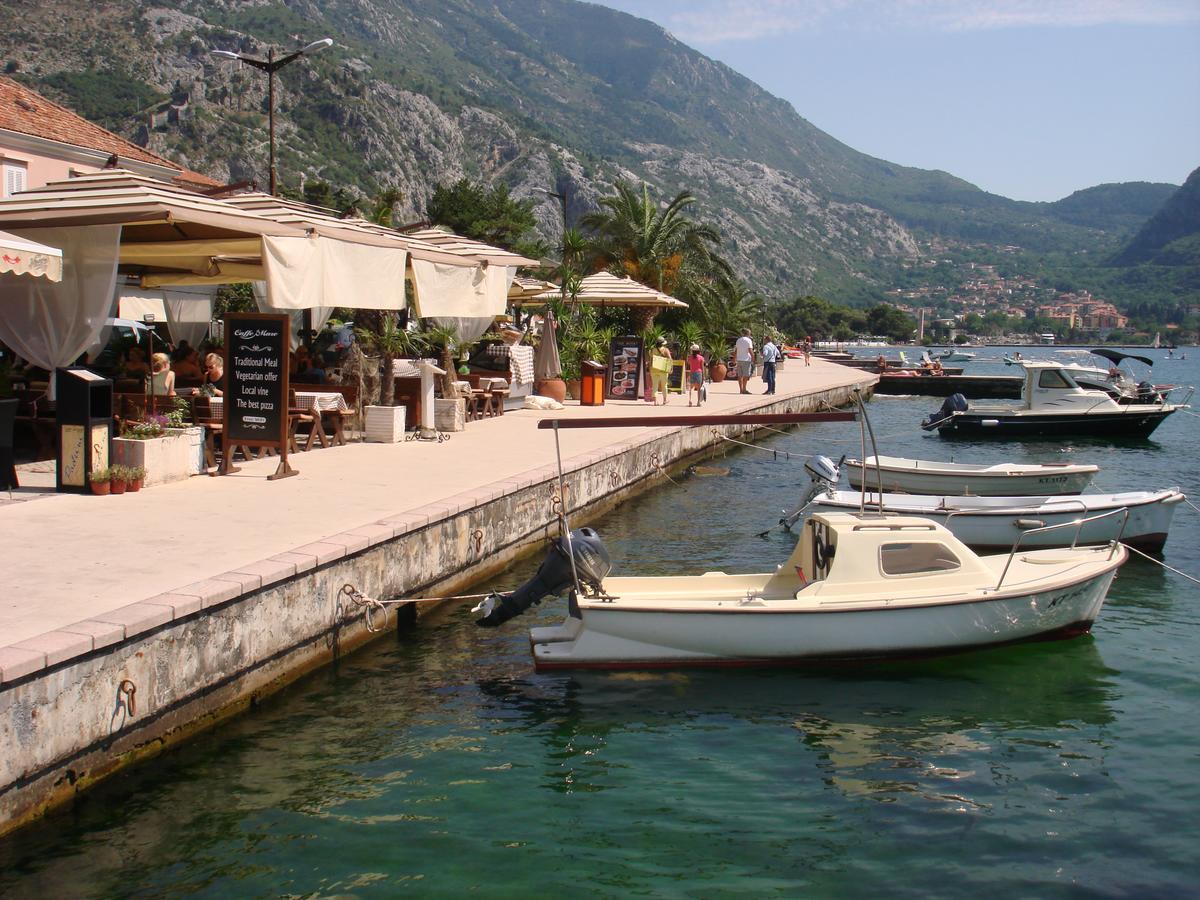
[0,0,1171,303]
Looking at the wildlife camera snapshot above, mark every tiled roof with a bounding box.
[0,76,219,189]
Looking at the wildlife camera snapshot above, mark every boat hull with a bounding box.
[932,409,1176,439]
[532,570,1118,671]
[809,490,1181,552]
[845,463,1096,496]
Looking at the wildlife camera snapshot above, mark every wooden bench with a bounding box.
[292,382,359,443]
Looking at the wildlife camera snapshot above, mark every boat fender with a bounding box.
[1015,518,1045,530]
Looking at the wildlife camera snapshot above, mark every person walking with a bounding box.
[761,335,780,394]
[802,336,812,366]
[734,328,754,394]
[686,343,706,406]
[650,337,672,405]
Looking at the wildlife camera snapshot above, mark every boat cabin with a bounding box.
[768,512,990,598]
[1017,361,1130,413]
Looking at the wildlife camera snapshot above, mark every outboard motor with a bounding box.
[921,392,968,431]
[1136,381,1161,403]
[474,528,611,627]
[800,455,840,506]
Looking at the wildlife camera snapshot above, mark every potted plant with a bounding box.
[423,323,467,431]
[109,464,129,495]
[705,336,728,383]
[127,465,146,492]
[356,315,426,442]
[88,467,111,496]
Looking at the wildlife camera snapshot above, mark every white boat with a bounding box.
[922,360,1191,439]
[844,454,1098,496]
[807,488,1183,552]
[937,348,976,362]
[522,513,1126,670]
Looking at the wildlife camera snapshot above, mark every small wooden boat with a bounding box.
[807,489,1183,552]
[525,513,1127,670]
[845,454,1098,495]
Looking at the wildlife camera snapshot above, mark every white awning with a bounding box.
[410,260,515,318]
[0,229,63,282]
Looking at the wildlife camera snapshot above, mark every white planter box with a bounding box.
[434,398,465,432]
[364,405,406,443]
[112,426,204,487]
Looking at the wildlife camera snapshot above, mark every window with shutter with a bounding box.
[3,163,28,197]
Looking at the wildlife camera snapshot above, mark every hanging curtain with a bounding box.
[251,282,333,352]
[411,262,513,319]
[0,225,120,398]
[163,286,217,349]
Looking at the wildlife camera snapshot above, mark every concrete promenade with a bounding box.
[0,359,867,660]
[0,359,873,834]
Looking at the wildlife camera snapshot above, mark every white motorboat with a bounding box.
[844,454,1098,496]
[937,348,977,363]
[922,360,1191,439]
[504,513,1126,670]
[807,488,1182,552]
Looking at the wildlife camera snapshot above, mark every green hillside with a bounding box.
[0,0,1189,309]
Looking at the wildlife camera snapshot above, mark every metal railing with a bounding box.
[995,507,1129,590]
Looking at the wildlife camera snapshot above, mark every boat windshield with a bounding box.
[1037,368,1076,389]
[880,542,961,576]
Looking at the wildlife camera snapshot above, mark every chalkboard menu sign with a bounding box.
[607,335,644,401]
[667,359,685,394]
[222,312,295,479]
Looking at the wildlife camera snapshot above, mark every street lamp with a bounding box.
[211,38,333,195]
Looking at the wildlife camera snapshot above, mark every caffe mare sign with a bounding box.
[222,312,296,479]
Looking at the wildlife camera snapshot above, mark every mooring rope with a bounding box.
[1119,544,1200,587]
[713,428,792,460]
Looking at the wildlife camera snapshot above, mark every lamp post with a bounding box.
[211,38,333,195]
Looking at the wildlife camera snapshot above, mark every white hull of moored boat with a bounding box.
[532,564,1119,671]
[809,489,1183,552]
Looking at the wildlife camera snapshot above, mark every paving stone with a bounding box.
[92,603,173,639]
[213,571,262,593]
[144,592,203,619]
[171,578,243,609]
[228,558,297,588]
[290,541,347,567]
[269,551,319,574]
[11,631,95,668]
[59,620,125,650]
[322,532,370,554]
[0,646,47,682]
[346,523,395,547]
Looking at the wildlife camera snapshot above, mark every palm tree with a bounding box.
[355,314,425,407]
[691,277,765,359]
[581,182,730,297]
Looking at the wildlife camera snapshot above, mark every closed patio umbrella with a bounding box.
[533,309,562,381]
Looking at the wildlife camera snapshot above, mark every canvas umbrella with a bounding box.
[533,308,562,386]
[0,229,63,282]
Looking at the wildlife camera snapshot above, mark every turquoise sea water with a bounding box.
[1,350,1198,897]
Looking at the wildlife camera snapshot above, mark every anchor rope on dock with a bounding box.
[1119,544,1200,587]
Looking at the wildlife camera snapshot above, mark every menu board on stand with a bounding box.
[220,312,296,480]
[606,335,645,401]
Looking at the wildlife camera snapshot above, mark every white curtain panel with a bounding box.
[411,262,513,319]
[262,235,407,311]
[163,286,217,349]
[430,317,496,345]
[0,225,120,398]
[251,281,333,352]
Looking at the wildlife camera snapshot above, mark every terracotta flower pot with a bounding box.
[535,378,567,402]
[110,478,127,495]
[709,361,728,383]
[90,480,110,496]
[127,478,143,493]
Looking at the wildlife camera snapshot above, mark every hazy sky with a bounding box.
[596,0,1200,201]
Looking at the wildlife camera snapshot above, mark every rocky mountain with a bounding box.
[1112,167,1200,266]
[0,0,1184,305]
